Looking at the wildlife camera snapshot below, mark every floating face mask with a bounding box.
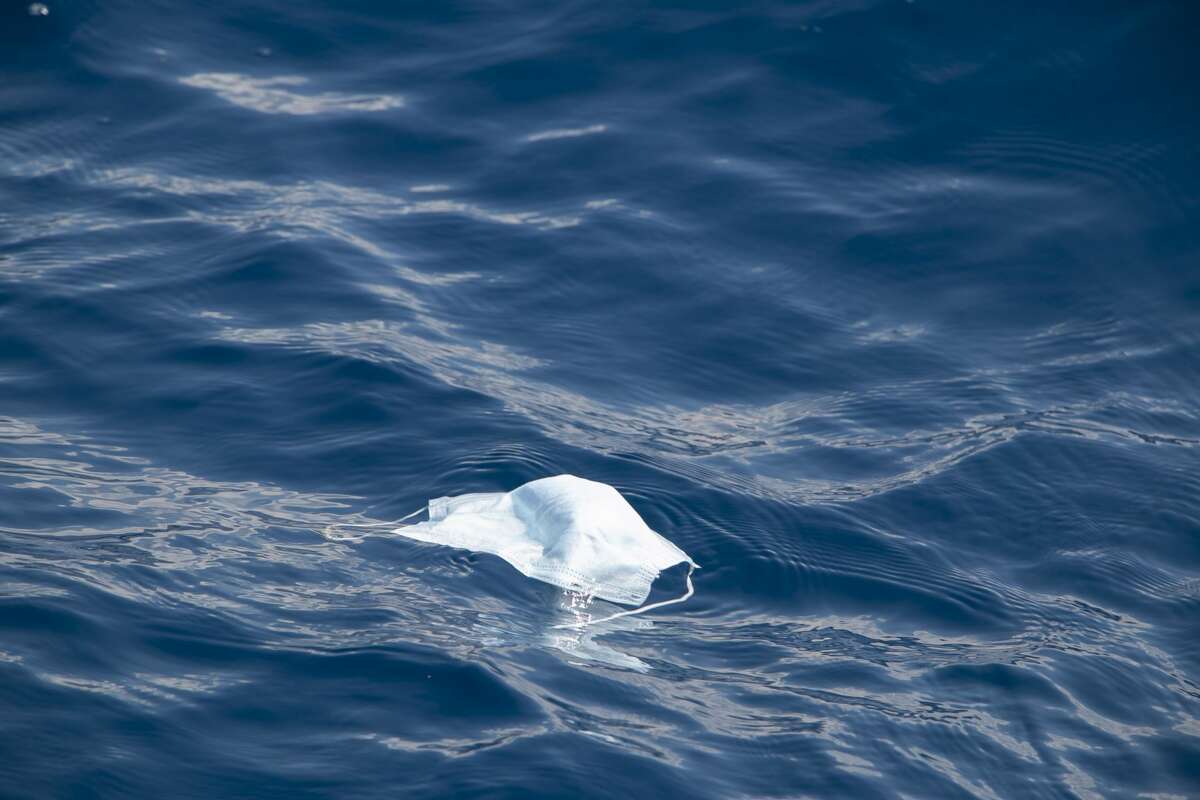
[393,475,697,627]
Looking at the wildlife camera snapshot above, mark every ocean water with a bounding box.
[2,1,1199,797]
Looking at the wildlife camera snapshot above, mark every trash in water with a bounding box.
[332,474,697,629]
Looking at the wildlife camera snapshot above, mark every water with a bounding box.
[2,1,1199,797]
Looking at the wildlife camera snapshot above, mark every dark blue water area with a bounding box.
[2,0,1199,797]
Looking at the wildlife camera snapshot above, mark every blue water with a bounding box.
[3,1,1199,797]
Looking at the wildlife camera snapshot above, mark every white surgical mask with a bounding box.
[338,475,697,628]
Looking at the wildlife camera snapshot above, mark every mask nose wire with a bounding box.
[550,563,696,630]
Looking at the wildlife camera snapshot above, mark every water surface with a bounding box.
[2,1,1199,797]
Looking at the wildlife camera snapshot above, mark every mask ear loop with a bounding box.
[323,506,426,541]
[551,563,696,630]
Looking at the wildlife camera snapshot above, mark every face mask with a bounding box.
[379,475,697,628]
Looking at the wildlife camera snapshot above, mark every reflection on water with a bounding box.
[545,591,651,673]
[525,124,608,142]
[179,73,404,115]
